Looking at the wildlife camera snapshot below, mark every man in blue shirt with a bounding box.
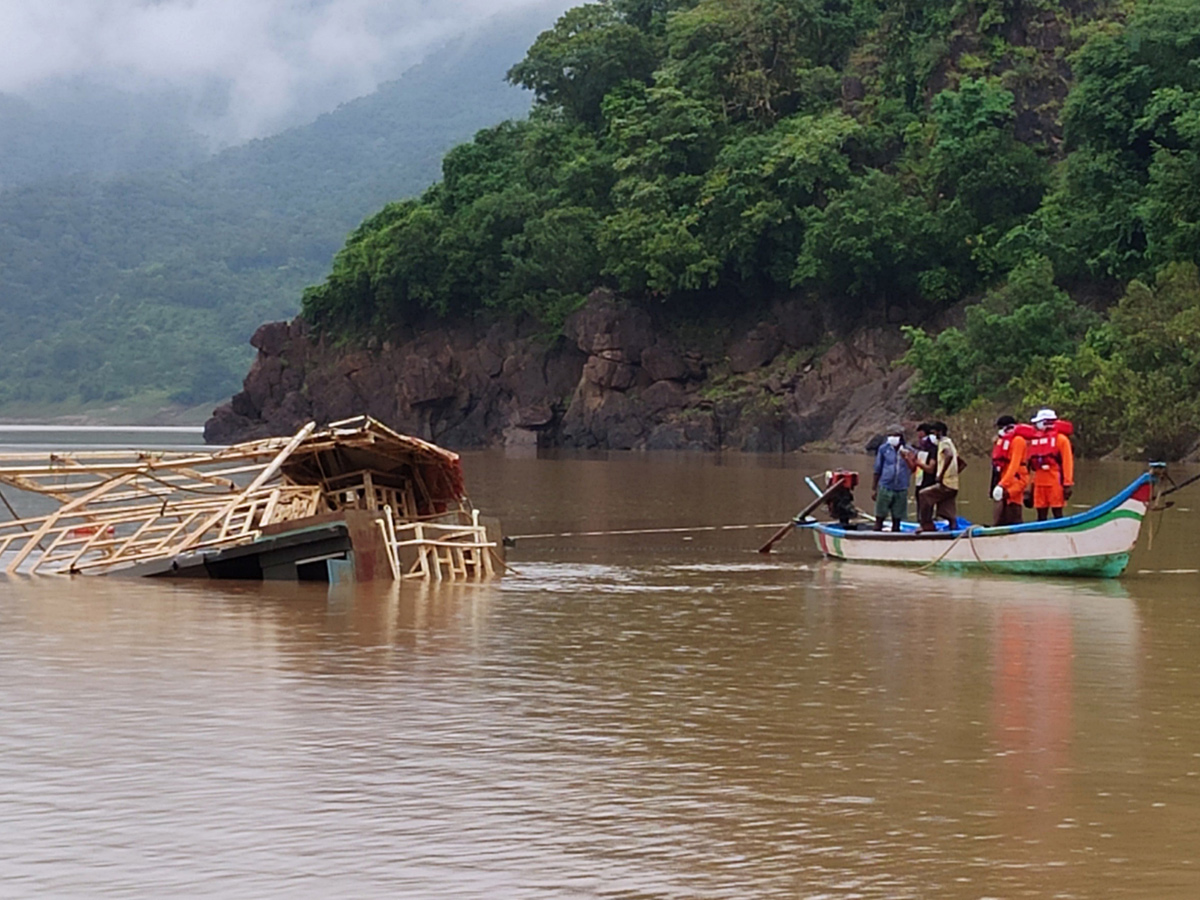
[872,424,913,532]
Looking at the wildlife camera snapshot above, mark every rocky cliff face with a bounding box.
[205,292,916,452]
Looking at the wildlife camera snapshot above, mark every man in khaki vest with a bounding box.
[917,421,961,532]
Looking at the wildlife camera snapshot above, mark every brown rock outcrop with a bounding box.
[206,292,917,453]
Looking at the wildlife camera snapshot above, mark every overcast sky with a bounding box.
[1,0,565,144]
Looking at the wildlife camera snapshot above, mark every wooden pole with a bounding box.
[164,421,316,558]
[758,482,841,554]
[6,472,139,575]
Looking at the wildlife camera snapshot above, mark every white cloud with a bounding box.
[0,0,561,143]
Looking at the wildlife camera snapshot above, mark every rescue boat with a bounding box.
[808,467,1163,578]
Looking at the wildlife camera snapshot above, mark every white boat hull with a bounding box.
[810,477,1155,578]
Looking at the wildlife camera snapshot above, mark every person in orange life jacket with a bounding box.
[1026,407,1074,521]
[990,415,1032,526]
[917,421,961,532]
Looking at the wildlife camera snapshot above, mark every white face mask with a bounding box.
[886,435,900,447]
[998,428,1008,437]
[1036,420,1051,431]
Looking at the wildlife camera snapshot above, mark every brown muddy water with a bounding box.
[2,431,1199,898]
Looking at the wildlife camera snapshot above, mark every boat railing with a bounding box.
[0,484,324,576]
[378,506,495,582]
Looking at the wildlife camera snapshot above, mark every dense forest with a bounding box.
[0,84,211,191]
[301,0,1200,458]
[0,7,555,415]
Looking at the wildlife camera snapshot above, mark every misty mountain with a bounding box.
[0,3,559,413]
[0,83,211,191]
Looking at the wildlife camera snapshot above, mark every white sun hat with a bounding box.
[1031,408,1058,423]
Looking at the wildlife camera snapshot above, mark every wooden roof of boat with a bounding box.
[0,416,467,503]
[277,416,466,502]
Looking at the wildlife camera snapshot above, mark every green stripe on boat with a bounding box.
[824,552,1132,578]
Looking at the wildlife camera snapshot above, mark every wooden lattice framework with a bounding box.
[0,416,496,579]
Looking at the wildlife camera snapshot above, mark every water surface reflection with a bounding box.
[0,449,1198,898]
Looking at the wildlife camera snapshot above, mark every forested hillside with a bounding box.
[301,0,1200,458]
[0,5,560,415]
[0,84,211,191]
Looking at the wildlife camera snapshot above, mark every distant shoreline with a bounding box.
[0,425,203,433]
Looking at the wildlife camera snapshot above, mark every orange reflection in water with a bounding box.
[993,601,1074,810]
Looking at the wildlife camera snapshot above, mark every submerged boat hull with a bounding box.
[810,477,1155,578]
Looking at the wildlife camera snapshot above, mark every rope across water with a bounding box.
[507,522,788,542]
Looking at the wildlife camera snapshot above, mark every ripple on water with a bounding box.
[0,449,1195,897]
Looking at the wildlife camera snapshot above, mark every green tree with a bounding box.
[793,169,943,306]
[499,205,605,319]
[1018,0,1200,279]
[507,3,659,126]
[1139,88,1200,267]
[1004,147,1147,279]
[700,109,859,286]
[605,84,723,181]
[611,0,699,37]
[926,79,1048,240]
[662,0,874,124]
[1017,263,1200,459]
[595,84,724,294]
[902,257,1095,413]
[1011,344,1127,457]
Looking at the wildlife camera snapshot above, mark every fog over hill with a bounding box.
[0,0,563,147]
[0,0,571,416]
[0,85,210,190]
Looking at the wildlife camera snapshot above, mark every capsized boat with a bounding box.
[809,468,1163,578]
[0,416,501,581]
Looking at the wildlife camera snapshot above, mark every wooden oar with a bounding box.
[758,483,840,554]
[1162,469,1200,497]
[806,475,878,524]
